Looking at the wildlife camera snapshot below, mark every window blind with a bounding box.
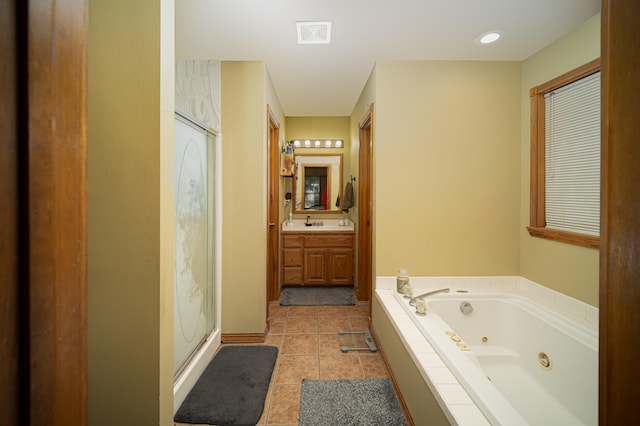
[544,71,600,236]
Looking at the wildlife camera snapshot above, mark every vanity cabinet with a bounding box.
[281,232,355,286]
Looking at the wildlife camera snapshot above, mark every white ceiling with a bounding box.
[175,0,600,117]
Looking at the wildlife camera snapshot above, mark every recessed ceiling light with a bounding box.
[476,30,504,45]
[296,21,332,44]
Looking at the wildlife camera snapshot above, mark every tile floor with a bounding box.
[177,300,399,426]
[258,301,390,425]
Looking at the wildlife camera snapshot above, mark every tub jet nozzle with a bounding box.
[460,301,474,314]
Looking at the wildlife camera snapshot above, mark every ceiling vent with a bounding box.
[296,21,332,44]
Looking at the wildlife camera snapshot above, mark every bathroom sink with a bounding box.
[282,219,354,232]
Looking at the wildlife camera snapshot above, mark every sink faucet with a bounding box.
[306,215,311,226]
[409,288,450,307]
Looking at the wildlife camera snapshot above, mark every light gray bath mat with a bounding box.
[299,378,408,426]
[280,286,356,306]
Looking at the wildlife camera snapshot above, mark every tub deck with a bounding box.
[375,276,598,426]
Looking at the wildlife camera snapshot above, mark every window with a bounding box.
[528,59,600,249]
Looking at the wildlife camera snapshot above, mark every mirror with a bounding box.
[294,154,343,213]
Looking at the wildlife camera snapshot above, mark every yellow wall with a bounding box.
[88,0,174,424]
[221,61,268,333]
[373,61,522,276]
[286,116,351,142]
[519,14,601,306]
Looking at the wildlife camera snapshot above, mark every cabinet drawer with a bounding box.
[283,235,303,248]
[283,248,303,266]
[283,267,303,284]
[304,235,353,248]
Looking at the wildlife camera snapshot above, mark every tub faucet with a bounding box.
[409,288,450,307]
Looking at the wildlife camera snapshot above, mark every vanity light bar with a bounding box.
[290,139,343,148]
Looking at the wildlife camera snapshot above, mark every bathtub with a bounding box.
[375,277,598,425]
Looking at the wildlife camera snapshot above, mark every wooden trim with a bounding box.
[27,0,88,424]
[599,3,611,423]
[526,226,599,249]
[600,1,640,423]
[2,2,89,423]
[529,91,544,227]
[267,105,280,302]
[221,332,267,344]
[357,104,374,304]
[528,60,601,249]
[537,58,601,94]
[0,0,20,422]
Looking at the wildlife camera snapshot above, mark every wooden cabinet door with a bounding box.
[329,249,353,285]
[304,249,328,284]
[283,232,355,286]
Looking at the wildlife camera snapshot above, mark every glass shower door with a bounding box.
[173,116,215,375]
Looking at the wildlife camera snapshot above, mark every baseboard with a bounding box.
[221,325,268,344]
[369,326,416,426]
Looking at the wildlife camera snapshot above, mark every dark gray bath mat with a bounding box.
[299,378,408,425]
[280,286,356,306]
[174,345,277,425]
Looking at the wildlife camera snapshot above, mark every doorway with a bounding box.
[267,106,280,302]
[357,104,374,302]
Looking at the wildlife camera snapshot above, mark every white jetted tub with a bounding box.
[376,277,598,425]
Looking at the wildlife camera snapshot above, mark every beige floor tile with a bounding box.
[319,354,364,380]
[359,353,388,378]
[275,354,319,384]
[349,316,370,331]
[266,384,301,425]
[264,333,283,348]
[256,385,273,425]
[346,303,370,317]
[285,316,318,334]
[318,333,344,355]
[281,334,318,355]
[288,305,318,316]
[269,303,289,318]
[337,333,366,349]
[268,317,286,334]
[317,305,347,316]
[317,315,351,333]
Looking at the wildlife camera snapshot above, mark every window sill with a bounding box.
[527,226,599,249]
